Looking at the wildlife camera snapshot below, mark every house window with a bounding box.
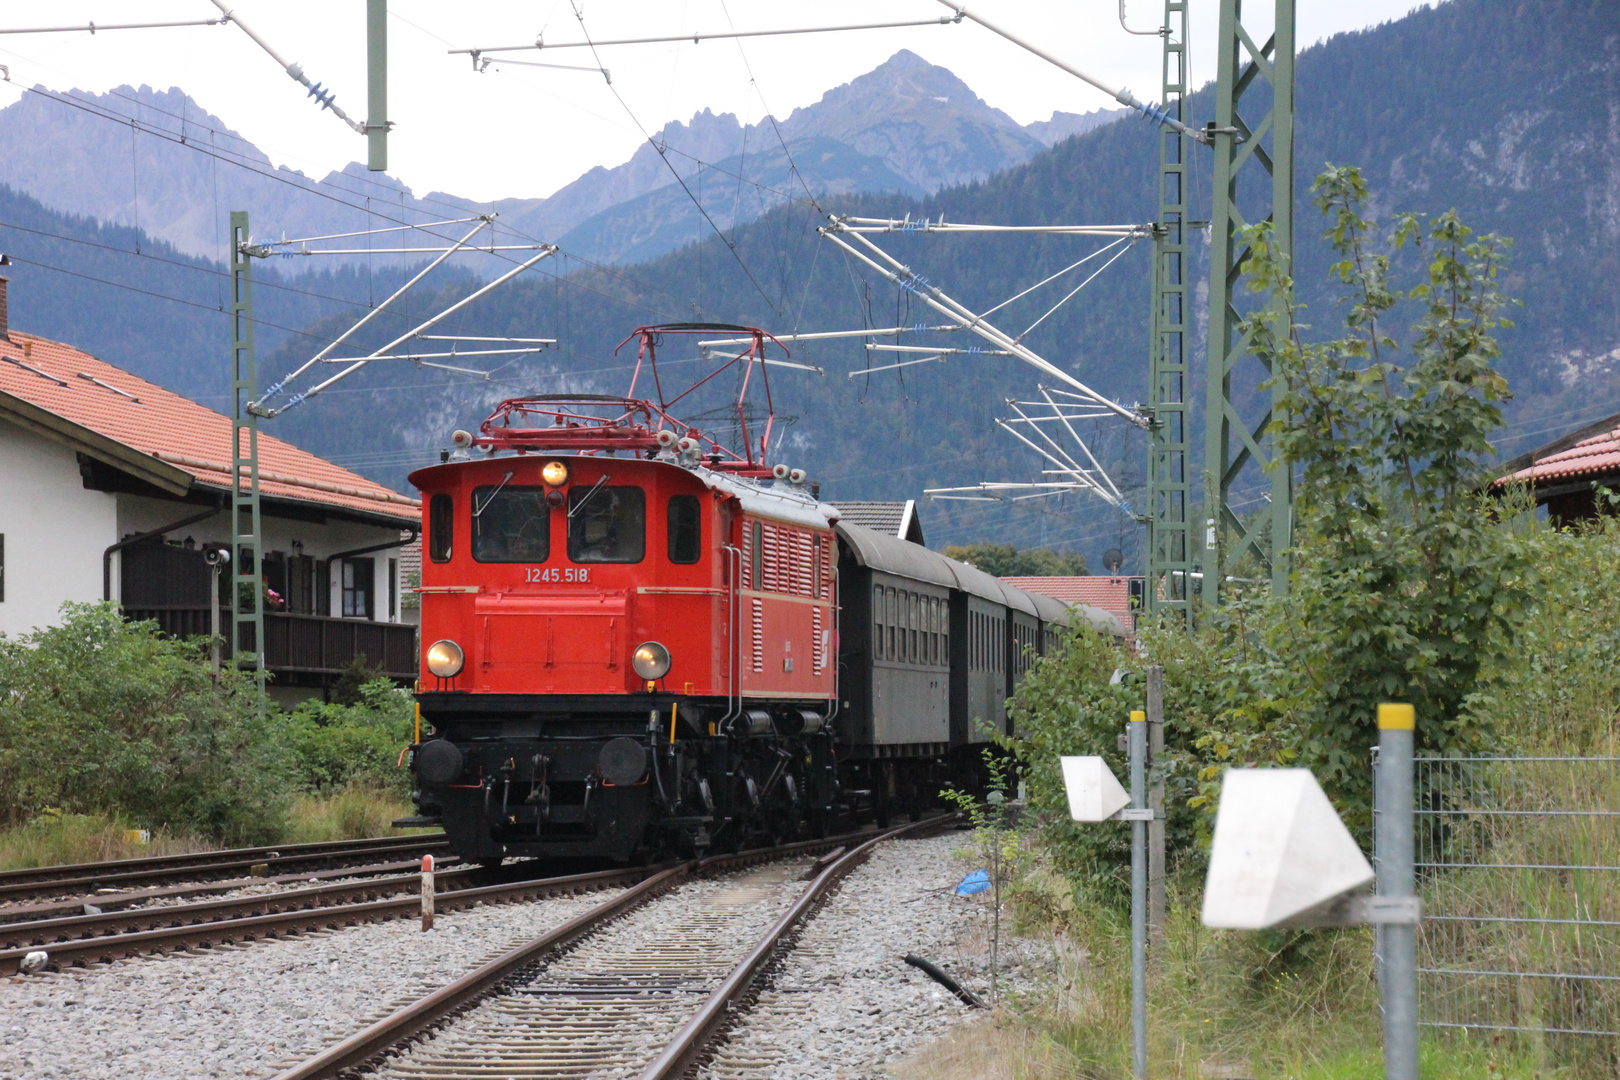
[668,495,701,564]
[342,558,375,619]
[388,558,398,619]
[429,494,453,562]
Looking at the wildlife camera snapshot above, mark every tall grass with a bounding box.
[0,786,422,871]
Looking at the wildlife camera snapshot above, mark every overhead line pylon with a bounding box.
[1202,0,1296,606]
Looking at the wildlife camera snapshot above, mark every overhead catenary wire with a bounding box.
[557,0,778,315]
[207,0,364,135]
[932,0,1207,143]
[819,221,1146,428]
[0,18,229,35]
[451,15,964,57]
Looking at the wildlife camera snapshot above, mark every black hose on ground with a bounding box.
[902,954,986,1008]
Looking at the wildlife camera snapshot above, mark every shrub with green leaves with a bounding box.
[285,678,415,794]
[0,603,290,843]
[1245,165,1532,823]
[1007,165,1534,894]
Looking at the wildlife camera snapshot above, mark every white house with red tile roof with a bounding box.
[999,575,1141,635]
[0,279,419,698]
[1492,410,1620,524]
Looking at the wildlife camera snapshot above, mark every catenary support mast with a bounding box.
[229,210,265,703]
[1144,0,1192,623]
[1201,0,1296,605]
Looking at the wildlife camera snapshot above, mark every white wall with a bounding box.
[0,423,118,637]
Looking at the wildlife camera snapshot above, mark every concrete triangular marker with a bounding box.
[1059,756,1132,822]
[1201,768,1374,929]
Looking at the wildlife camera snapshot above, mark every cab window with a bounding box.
[429,494,453,563]
[668,495,701,564]
[472,485,550,563]
[569,485,646,563]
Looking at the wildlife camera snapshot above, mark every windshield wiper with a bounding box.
[567,475,610,519]
[472,471,515,517]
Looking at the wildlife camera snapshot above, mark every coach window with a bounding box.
[668,495,701,564]
[569,485,646,563]
[933,599,946,667]
[908,592,918,663]
[887,588,897,660]
[872,585,884,655]
[429,494,453,562]
[473,486,550,563]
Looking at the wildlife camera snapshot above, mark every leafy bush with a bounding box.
[285,678,415,794]
[0,603,290,843]
[1007,167,1534,894]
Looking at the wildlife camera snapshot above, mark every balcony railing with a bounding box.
[124,607,418,680]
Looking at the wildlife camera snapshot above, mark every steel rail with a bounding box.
[265,821,941,1080]
[0,835,447,902]
[0,863,483,949]
[0,832,444,886]
[0,856,465,924]
[638,816,947,1079]
[0,863,641,978]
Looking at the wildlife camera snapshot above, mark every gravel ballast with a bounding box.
[0,830,1018,1080]
[701,830,1037,1080]
[0,888,623,1080]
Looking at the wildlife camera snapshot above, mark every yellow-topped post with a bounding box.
[1376,702,1418,1080]
[1128,708,1148,1080]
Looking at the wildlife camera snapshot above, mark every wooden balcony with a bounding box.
[125,607,418,682]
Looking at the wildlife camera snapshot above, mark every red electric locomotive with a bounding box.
[406,326,841,862]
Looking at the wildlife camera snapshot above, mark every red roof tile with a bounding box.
[1494,421,1620,489]
[1001,575,1136,627]
[0,331,419,524]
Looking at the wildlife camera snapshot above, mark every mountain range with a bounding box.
[0,0,1614,567]
[0,51,1122,267]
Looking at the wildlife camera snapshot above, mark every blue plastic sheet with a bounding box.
[955,868,991,895]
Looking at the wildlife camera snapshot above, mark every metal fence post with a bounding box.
[1146,666,1166,945]
[1130,708,1148,1080]
[1377,703,1418,1080]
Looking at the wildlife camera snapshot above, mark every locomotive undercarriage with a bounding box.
[410,694,852,862]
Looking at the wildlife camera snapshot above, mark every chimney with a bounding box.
[0,273,11,341]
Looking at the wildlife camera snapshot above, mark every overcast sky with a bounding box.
[0,1,1433,203]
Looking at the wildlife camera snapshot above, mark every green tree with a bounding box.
[942,542,1090,577]
[1244,165,1532,817]
[0,603,290,842]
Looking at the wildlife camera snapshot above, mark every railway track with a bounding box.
[266,815,950,1080]
[0,833,449,905]
[0,860,629,977]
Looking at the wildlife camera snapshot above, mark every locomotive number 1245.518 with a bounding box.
[525,567,589,583]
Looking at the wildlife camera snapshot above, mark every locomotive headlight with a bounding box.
[541,460,569,486]
[426,639,465,678]
[631,641,672,680]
